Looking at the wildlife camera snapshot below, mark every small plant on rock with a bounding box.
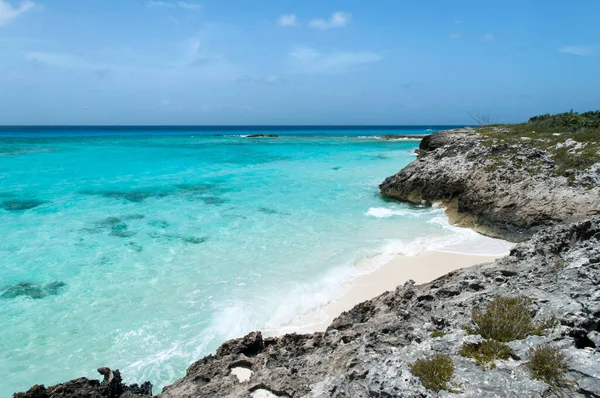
[470,297,534,342]
[527,344,571,391]
[409,353,455,392]
[430,330,446,338]
[459,340,511,369]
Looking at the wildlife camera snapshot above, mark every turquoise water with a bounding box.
[0,127,508,395]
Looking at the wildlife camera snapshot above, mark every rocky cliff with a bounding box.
[15,120,600,398]
[380,128,600,242]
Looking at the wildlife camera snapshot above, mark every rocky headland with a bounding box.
[15,112,600,397]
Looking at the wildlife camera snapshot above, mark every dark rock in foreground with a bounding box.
[379,128,600,241]
[14,368,152,398]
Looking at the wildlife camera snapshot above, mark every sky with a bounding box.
[0,0,599,125]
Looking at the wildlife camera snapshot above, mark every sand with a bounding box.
[274,251,503,335]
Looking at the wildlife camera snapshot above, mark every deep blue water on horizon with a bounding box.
[0,125,466,138]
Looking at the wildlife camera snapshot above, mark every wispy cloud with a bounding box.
[0,0,38,26]
[450,30,461,39]
[277,13,298,27]
[26,52,97,69]
[309,11,351,30]
[288,47,381,75]
[484,33,495,41]
[146,1,201,11]
[558,45,598,57]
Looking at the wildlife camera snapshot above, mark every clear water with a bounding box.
[0,127,509,395]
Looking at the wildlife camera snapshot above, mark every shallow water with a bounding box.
[0,127,509,394]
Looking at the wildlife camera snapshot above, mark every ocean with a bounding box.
[0,126,510,395]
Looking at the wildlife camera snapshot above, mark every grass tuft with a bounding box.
[471,297,534,342]
[527,345,571,391]
[459,340,511,369]
[430,330,446,338]
[409,353,455,392]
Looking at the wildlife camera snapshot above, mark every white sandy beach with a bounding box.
[273,251,503,335]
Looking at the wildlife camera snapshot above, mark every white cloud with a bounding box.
[309,11,351,29]
[450,30,461,39]
[0,0,38,26]
[484,33,495,41]
[558,45,598,57]
[288,47,381,74]
[176,2,201,10]
[146,1,201,11]
[277,13,298,27]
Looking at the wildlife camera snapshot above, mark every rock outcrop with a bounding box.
[379,128,600,241]
[14,368,152,398]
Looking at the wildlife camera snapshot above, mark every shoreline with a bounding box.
[267,250,504,336]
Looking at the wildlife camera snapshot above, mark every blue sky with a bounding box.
[0,0,599,125]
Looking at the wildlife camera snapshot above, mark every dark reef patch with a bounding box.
[148,220,169,229]
[149,232,206,245]
[332,166,342,170]
[81,188,172,203]
[258,207,291,216]
[110,223,136,238]
[1,281,66,299]
[1,199,46,211]
[123,214,145,220]
[201,196,228,205]
[176,183,221,194]
[127,242,144,252]
[96,217,123,227]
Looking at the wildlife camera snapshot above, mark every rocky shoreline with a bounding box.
[15,124,600,397]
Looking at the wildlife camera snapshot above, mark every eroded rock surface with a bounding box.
[14,368,152,398]
[379,129,600,241]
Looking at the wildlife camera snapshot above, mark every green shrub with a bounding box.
[459,340,511,369]
[409,353,455,392]
[527,345,570,390]
[430,330,446,338]
[471,297,534,342]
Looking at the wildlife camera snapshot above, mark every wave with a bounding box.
[365,207,423,218]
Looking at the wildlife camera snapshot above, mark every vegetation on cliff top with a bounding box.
[478,110,600,184]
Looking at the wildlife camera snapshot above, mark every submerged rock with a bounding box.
[96,217,123,227]
[2,281,66,299]
[82,188,171,203]
[44,281,67,296]
[201,196,228,205]
[127,242,143,252]
[1,283,45,299]
[148,232,206,245]
[14,368,152,398]
[1,199,46,211]
[246,134,279,138]
[122,214,145,220]
[148,220,169,229]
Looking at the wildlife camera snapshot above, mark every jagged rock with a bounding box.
[14,368,152,398]
[379,129,600,241]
